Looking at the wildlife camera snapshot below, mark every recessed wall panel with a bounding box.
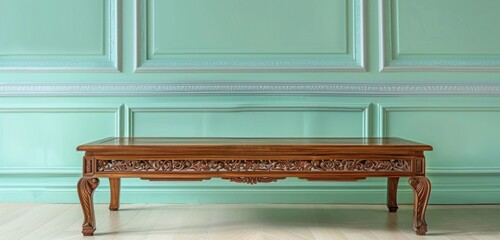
[380,0,500,70]
[0,108,119,168]
[0,0,119,71]
[0,0,104,56]
[136,0,365,71]
[151,0,346,55]
[130,106,368,137]
[381,106,500,168]
[396,0,500,55]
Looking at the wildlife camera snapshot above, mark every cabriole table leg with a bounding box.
[77,177,100,236]
[408,176,431,235]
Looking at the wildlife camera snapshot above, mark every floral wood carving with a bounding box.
[223,177,284,185]
[96,159,411,173]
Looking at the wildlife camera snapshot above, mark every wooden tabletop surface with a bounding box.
[77,137,433,151]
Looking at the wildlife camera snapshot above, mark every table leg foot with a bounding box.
[387,177,399,213]
[408,176,431,236]
[109,178,121,211]
[78,177,99,236]
[82,229,95,236]
[414,224,428,236]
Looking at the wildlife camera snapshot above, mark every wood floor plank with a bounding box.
[170,205,215,240]
[0,204,499,239]
[0,203,39,226]
[111,204,164,240]
[260,205,316,240]
[98,204,146,238]
[20,204,81,240]
[144,204,193,240]
[0,204,73,239]
[303,205,349,240]
[207,205,262,240]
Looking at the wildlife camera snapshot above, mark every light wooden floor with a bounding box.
[0,204,499,240]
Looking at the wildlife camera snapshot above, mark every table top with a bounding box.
[77,137,433,151]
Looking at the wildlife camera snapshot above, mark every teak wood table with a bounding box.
[77,137,433,236]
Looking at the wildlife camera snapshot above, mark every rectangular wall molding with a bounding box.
[0,167,81,176]
[127,104,371,137]
[377,104,500,172]
[0,106,122,136]
[379,0,500,71]
[377,104,500,136]
[0,0,121,72]
[0,106,123,169]
[134,0,365,72]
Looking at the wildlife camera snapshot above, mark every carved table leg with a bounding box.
[387,177,399,212]
[109,178,121,211]
[408,176,431,235]
[78,177,100,236]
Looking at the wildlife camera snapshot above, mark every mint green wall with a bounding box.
[1,0,500,204]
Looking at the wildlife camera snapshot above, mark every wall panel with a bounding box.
[378,104,500,203]
[379,104,500,168]
[0,107,121,168]
[135,0,365,71]
[0,0,120,71]
[379,0,500,71]
[129,104,370,137]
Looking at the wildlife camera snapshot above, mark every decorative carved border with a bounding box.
[223,177,284,185]
[0,0,120,72]
[379,0,500,71]
[134,0,365,72]
[96,159,412,173]
[3,82,500,96]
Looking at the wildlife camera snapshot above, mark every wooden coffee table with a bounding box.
[77,137,432,236]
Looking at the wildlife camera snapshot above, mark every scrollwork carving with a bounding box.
[77,178,99,236]
[96,159,411,173]
[223,177,284,185]
[409,177,431,235]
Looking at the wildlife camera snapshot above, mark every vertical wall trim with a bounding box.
[362,103,371,137]
[378,0,387,72]
[123,104,131,137]
[376,104,386,137]
[133,0,142,72]
[115,105,124,137]
[113,0,123,72]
